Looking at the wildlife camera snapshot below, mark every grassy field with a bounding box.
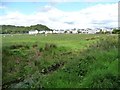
[2,34,119,88]
[2,34,99,49]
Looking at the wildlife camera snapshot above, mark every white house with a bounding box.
[94,28,101,34]
[59,29,65,33]
[39,30,45,34]
[63,28,101,34]
[79,28,100,34]
[52,29,65,34]
[81,29,88,34]
[53,29,59,34]
[65,30,70,34]
[29,30,38,34]
[45,31,53,34]
[78,29,84,34]
[70,29,78,34]
[64,29,78,34]
[101,27,113,33]
[87,28,97,34]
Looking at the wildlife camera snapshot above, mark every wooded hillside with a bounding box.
[0,24,52,34]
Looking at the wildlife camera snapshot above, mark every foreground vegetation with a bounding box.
[2,34,119,88]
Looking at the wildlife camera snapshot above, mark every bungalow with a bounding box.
[101,27,113,33]
[45,31,53,34]
[94,28,101,34]
[81,29,88,34]
[84,28,91,34]
[87,28,96,34]
[72,30,78,34]
[29,30,38,34]
[79,28,100,34]
[53,29,59,34]
[59,29,65,34]
[65,30,70,34]
[39,30,45,34]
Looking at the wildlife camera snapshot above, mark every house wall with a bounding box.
[29,30,38,34]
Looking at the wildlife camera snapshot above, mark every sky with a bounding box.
[0,0,119,29]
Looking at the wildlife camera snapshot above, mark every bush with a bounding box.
[44,43,57,51]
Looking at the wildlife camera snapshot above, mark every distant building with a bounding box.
[94,28,101,34]
[77,28,101,34]
[53,29,64,34]
[64,30,70,34]
[45,31,53,34]
[39,30,53,34]
[59,29,65,34]
[33,27,114,35]
[29,30,38,34]
[53,29,59,34]
[71,29,78,34]
[80,29,88,34]
[103,27,113,32]
[39,30,45,34]
[99,27,113,34]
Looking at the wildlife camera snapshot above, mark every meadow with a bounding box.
[2,34,119,88]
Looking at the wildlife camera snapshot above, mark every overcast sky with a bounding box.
[0,0,119,29]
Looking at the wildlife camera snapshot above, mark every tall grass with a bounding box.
[2,34,119,88]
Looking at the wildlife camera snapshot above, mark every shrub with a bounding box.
[44,43,57,51]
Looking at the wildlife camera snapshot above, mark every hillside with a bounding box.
[0,24,51,34]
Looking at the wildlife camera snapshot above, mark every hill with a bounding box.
[0,24,52,34]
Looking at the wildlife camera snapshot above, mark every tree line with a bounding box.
[95,29,120,34]
[112,29,120,34]
[0,24,52,34]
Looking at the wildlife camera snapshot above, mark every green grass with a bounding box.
[2,34,104,50]
[2,34,119,88]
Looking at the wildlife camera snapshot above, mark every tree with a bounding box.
[1,24,51,34]
[77,30,81,34]
[112,29,120,34]
[105,31,111,34]
[99,30,104,34]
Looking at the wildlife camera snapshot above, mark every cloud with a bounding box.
[2,0,119,2]
[0,3,118,29]
[84,0,119,2]
[64,21,74,25]
[40,5,53,12]
[0,6,6,9]
[0,2,6,9]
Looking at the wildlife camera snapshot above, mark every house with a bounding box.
[45,31,53,34]
[87,28,96,34]
[81,29,88,34]
[84,28,92,34]
[29,30,38,34]
[39,30,45,34]
[96,27,113,34]
[59,29,65,34]
[79,28,100,34]
[53,29,59,34]
[52,29,65,34]
[71,29,78,34]
[94,28,101,34]
[101,27,113,32]
[78,29,84,34]
[64,30,70,34]
[64,29,78,34]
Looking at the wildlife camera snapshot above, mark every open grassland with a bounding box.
[2,34,119,88]
[2,34,105,50]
